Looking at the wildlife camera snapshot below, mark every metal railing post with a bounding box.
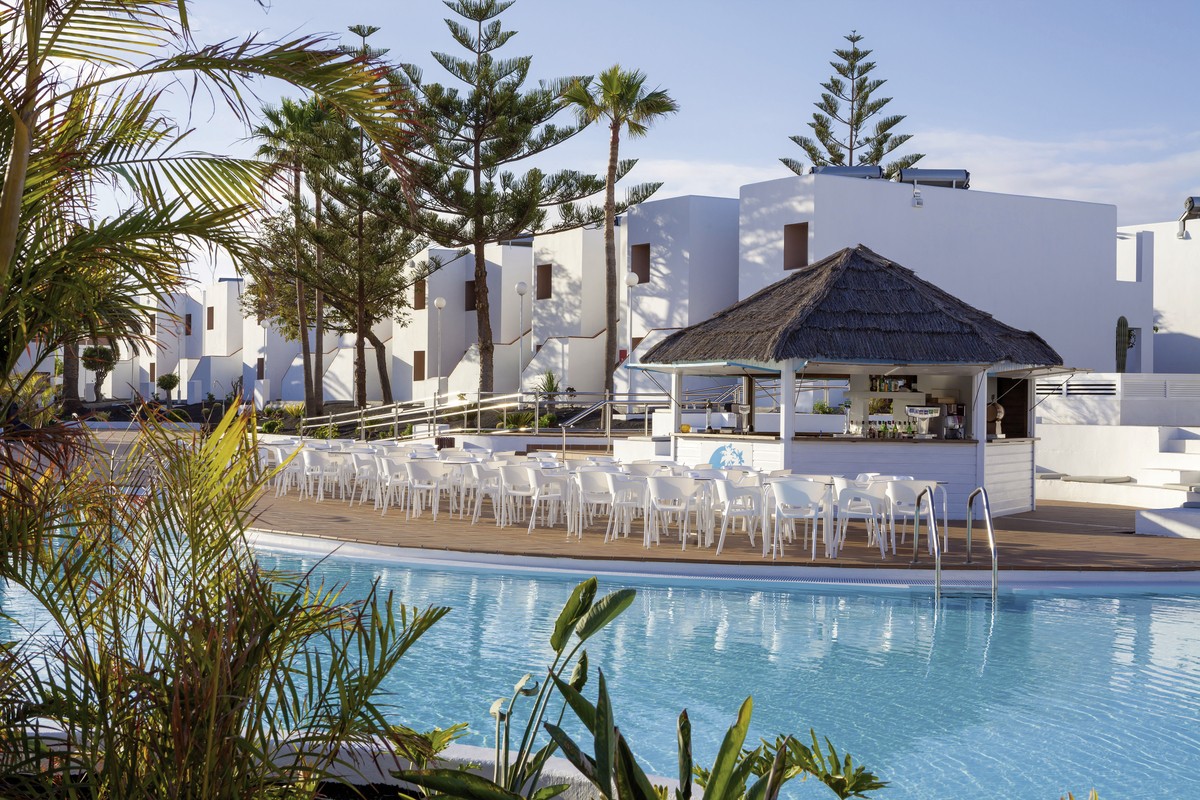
[393,405,399,439]
[476,392,482,432]
[605,391,612,445]
[534,394,540,433]
[359,408,366,441]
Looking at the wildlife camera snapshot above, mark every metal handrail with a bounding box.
[966,487,999,599]
[911,486,942,600]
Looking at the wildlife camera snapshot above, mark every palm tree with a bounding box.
[252,98,332,416]
[0,0,416,421]
[563,66,678,394]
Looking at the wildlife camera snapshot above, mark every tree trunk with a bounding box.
[61,342,83,413]
[355,197,368,408]
[312,190,325,415]
[473,241,493,394]
[364,329,394,405]
[603,122,621,395]
[293,164,315,416]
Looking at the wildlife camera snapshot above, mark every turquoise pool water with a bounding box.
[250,549,1200,799]
[7,546,1200,799]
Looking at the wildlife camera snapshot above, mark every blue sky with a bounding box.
[184,0,1199,274]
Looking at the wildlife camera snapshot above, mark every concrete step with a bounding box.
[1136,507,1200,538]
[1135,467,1200,486]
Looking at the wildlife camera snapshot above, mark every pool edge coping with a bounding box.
[247,528,1200,593]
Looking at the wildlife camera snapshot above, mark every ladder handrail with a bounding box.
[911,486,942,600]
[966,487,999,599]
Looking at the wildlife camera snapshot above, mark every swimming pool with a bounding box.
[244,544,1200,800]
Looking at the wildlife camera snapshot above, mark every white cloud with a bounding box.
[914,128,1200,225]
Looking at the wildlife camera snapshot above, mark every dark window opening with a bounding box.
[256,357,265,380]
[631,244,650,283]
[148,314,156,336]
[784,222,809,270]
[185,314,193,336]
[413,351,426,382]
[206,306,215,330]
[536,263,552,300]
[465,280,477,311]
[149,363,156,384]
[414,279,426,310]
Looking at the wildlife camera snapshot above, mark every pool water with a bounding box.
[251,550,1200,799]
[9,547,1200,799]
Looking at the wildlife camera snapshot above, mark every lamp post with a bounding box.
[515,280,528,398]
[624,271,640,361]
[433,296,445,433]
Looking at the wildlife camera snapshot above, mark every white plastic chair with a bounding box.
[604,473,645,543]
[376,455,410,515]
[646,476,706,550]
[713,478,761,555]
[833,479,890,558]
[348,452,379,506]
[405,460,449,520]
[526,467,569,535]
[574,470,615,539]
[769,479,827,560]
[884,479,943,553]
[498,464,536,527]
[467,462,503,525]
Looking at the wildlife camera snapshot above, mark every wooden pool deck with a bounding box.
[247,492,1200,573]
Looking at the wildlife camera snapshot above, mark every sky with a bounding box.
[181,0,1200,277]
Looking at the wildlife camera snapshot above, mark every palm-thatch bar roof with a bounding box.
[640,244,1062,370]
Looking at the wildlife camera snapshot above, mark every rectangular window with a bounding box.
[413,351,426,382]
[185,313,193,336]
[631,244,650,284]
[206,306,215,330]
[148,314,156,336]
[414,278,426,310]
[784,222,809,270]
[256,357,265,380]
[465,280,477,311]
[149,363,156,384]
[536,263,552,300]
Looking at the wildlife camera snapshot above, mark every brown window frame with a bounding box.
[206,306,215,330]
[414,278,426,310]
[536,263,552,300]
[413,350,426,382]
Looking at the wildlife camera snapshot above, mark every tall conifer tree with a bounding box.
[782,31,923,177]
[400,0,615,394]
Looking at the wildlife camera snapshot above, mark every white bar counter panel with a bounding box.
[983,439,1036,516]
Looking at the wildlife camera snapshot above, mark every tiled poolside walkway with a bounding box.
[248,492,1200,572]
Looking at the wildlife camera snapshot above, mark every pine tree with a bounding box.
[782,31,923,178]
[400,0,610,394]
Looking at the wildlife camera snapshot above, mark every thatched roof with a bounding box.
[641,244,1062,367]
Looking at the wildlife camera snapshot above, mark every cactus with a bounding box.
[1116,316,1130,373]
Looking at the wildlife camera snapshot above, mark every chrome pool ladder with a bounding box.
[965,487,999,599]
[912,486,999,601]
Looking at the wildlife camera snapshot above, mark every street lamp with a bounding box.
[515,281,528,397]
[433,296,446,432]
[624,271,640,361]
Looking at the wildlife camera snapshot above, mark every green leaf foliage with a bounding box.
[782,31,923,178]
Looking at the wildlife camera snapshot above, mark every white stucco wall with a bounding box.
[738,174,1151,373]
[1118,220,1200,374]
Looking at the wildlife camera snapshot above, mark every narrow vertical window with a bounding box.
[536,263,552,299]
[206,306,215,330]
[631,244,650,283]
[414,279,426,310]
[784,222,809,270]
[413,351,426,382]
[465,280,477,311]
[256,357,265,380]
[185,314,193,336]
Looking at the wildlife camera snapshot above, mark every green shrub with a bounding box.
[505,411,534,429]
[309,423,338,440]
[164,409,191,423]
[812,400,844,414]
[259,418,284,434]
[401,423,414,438]
[281,401,306,419]
[538,413,557,428]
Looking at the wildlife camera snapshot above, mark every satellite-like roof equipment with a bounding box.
[894,168,971,189]
[810,165,885,179]
[1178,196,1200,239]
